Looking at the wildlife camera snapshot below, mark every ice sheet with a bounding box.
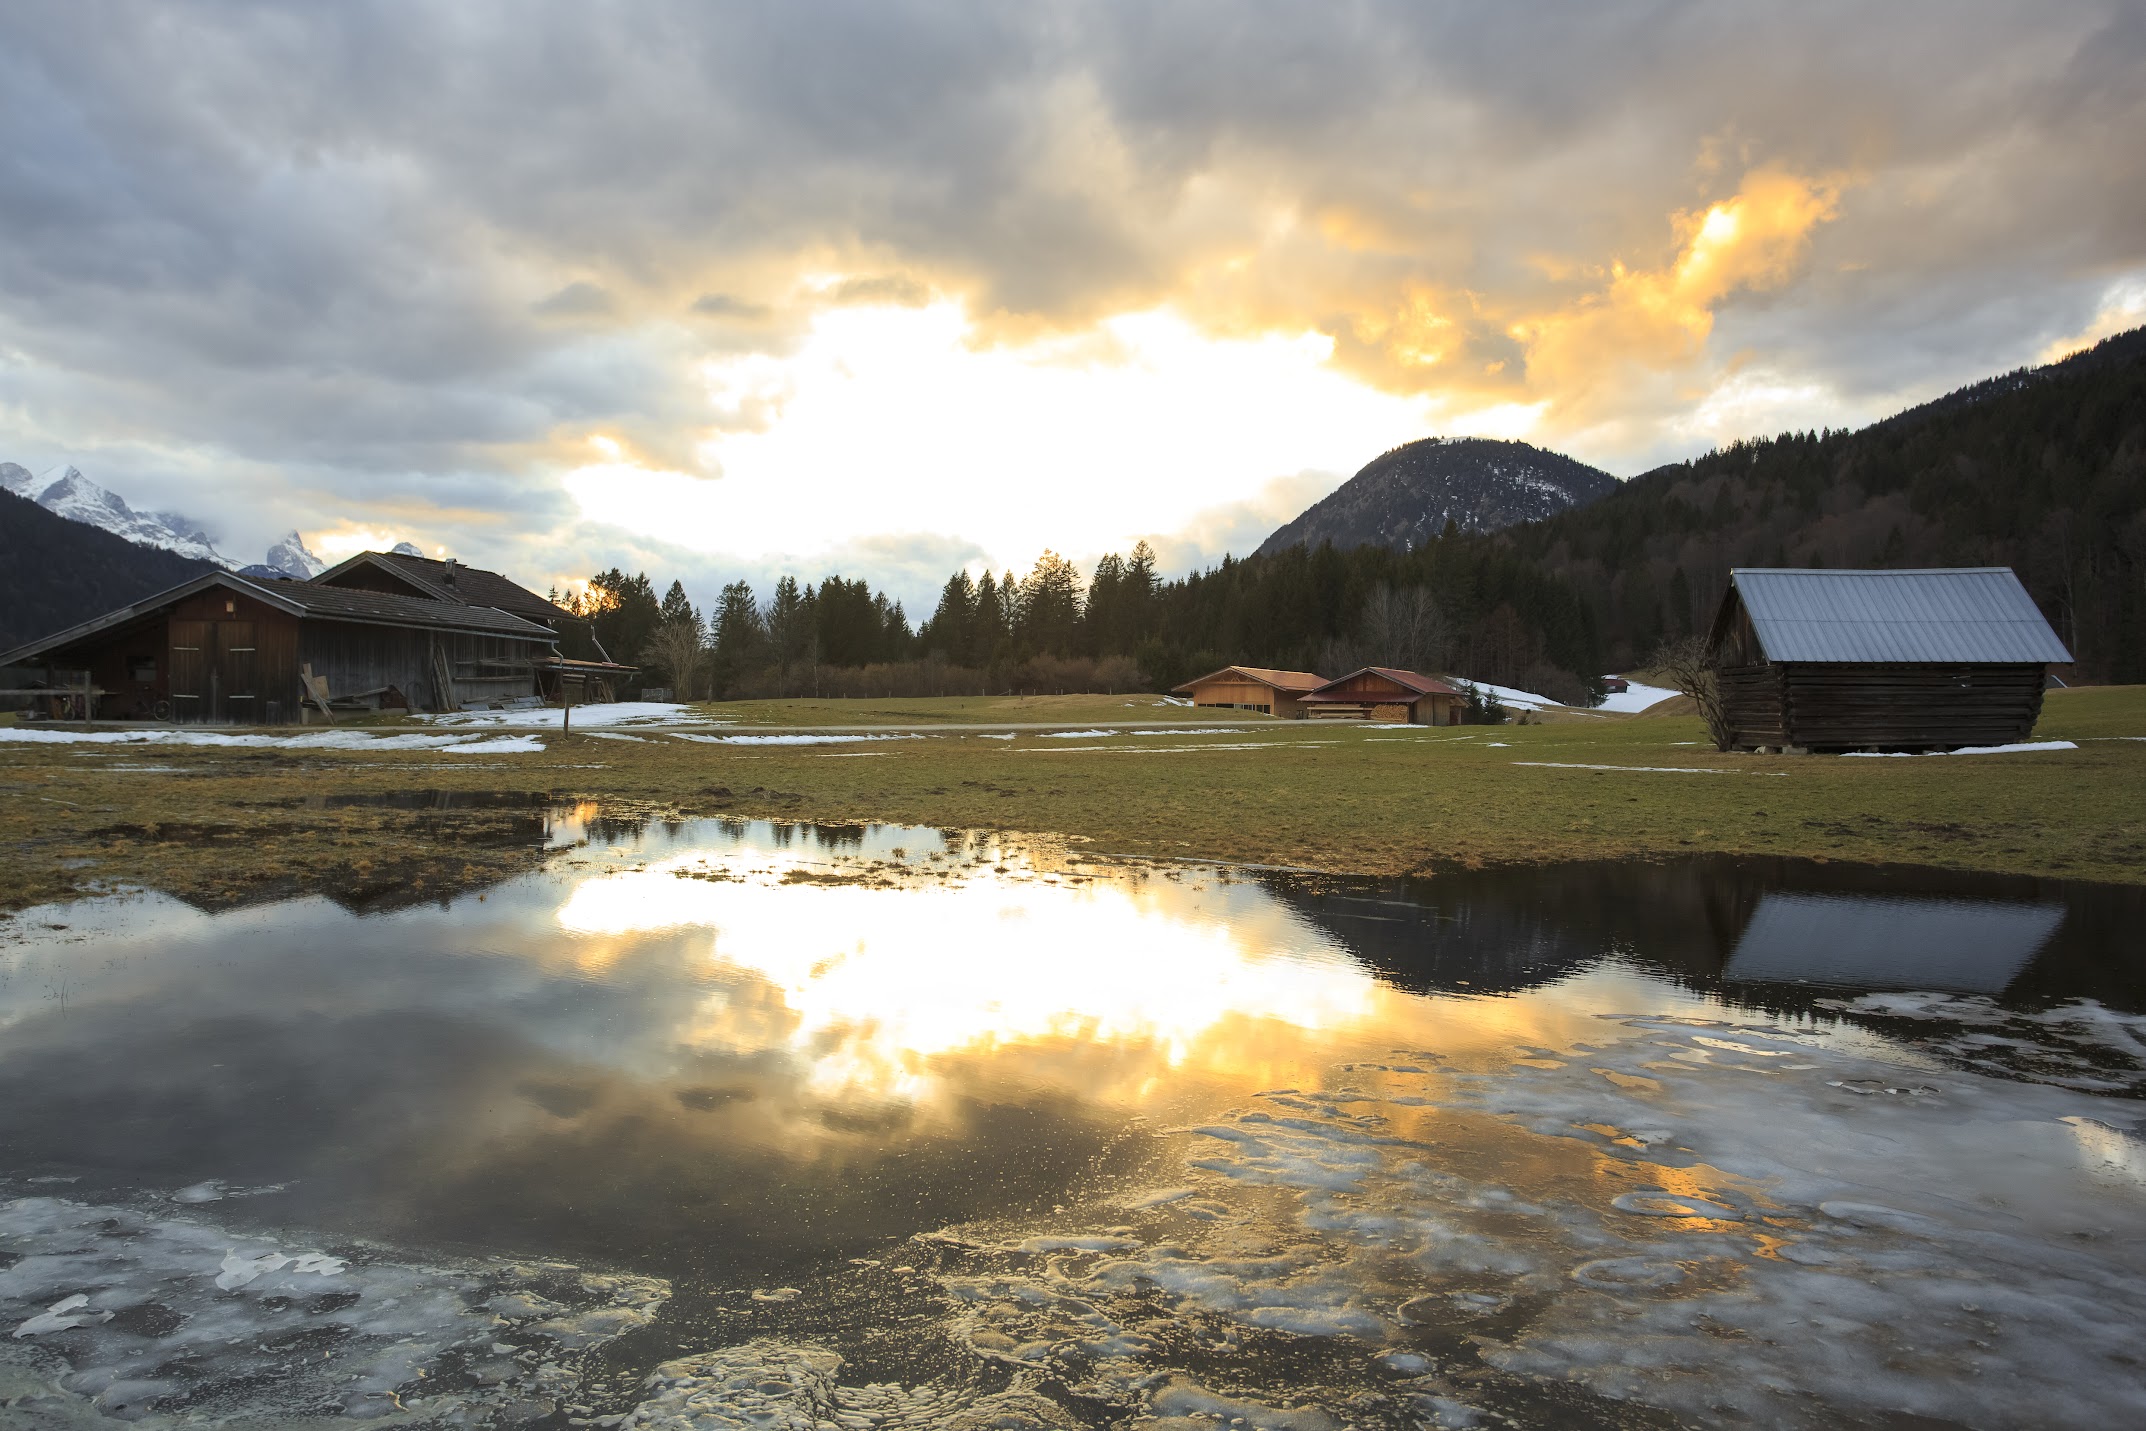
[0,1195,666,1424]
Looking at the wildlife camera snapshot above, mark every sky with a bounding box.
[1,1,2142,614]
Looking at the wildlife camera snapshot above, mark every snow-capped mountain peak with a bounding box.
[390,540,425,556]
[264,529,325,578]
[2,462,228,566]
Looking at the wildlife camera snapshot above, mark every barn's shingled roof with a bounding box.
[1170,665,1326,694]
[311,551,579,625]
[0,570,556,667]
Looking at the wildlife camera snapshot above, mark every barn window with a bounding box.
[131,657,156,681]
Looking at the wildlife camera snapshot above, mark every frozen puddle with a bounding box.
[0,1197,665,1426]
[678,1016,2146,1429]
[2,823,2142,1428]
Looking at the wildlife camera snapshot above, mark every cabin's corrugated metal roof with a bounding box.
[1730,568,2072,664]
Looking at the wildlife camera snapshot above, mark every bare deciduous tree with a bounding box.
[1649,634,1730,751]
[641,618,707,701]
[1358,585,1450,673]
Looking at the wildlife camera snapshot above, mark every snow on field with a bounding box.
[421,701,717,729]
[0,728,543,753]
[1595,679,1681,712]
[1513,760,1781,775]
[1844,741,2079,758]
[1451,677,1679,713]
[670,732,923,746]
[1041,728,1114,738]
[1453,678,1561,711]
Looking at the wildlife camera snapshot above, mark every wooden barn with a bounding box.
[1300,667,1465,724]
[0,567,562,722]
[1707,567,2072,753]
[1172,665,1325,718]
[313,550,605,659]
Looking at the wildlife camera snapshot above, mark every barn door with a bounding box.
[169,621,210,722]
[219,622,259,724]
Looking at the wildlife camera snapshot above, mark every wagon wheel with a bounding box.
[152,699,172,721]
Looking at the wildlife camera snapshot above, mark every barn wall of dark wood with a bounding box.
[1718,664,1788,749]
[296,623,552,712]
[1781,663,2045,750]
[298,623,434,709]
[1721,661,2045,751]
[167,589,302,722]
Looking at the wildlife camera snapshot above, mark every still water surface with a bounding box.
[1,811,2142,1429]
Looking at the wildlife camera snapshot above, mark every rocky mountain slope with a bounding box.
[0,489,214,653]
[1,462,226,565]
[2,461,335,578]
[1256,437,1618,557]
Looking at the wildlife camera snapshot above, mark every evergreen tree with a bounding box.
[763,575,813,695]
[658,579,699,633]
[709,579,764,696]
[578,569,662,667]
[1016,550,1082,657]
[923,570,978,664]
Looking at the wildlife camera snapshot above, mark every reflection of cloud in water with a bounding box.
[1724,891,2063,994]
[557,850,1391,1107]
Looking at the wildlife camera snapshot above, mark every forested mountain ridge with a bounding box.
[0,488,214,653]
[1490,325,2146,681]
[1255,437,1617,556]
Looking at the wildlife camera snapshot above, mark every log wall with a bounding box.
[1719,661,2046,752]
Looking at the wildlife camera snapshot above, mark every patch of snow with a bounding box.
[1452,678,1561,712]
[0,728,544,754]
[1842,741,2078,758]
[423,701,713,729]
[1594,679,1681,713]
[1512,760,1777,775]
[671,732,923,746]
[1040,729,1116,738]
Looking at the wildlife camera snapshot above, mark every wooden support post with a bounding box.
[81,669,91,728]
[562,680,572,740]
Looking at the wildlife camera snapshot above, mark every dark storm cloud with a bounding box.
[0,1,2140,574]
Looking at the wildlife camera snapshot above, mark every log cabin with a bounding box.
[0,562,571,722]
[1171,666,1326,718]
[1299,667,1465,724]
[1706,567,2072,753]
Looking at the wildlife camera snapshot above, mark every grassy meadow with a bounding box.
[0,686,2140,913]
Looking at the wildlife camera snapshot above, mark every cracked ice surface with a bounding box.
[683,1018,2146,1429]
[0,1196,666,1425]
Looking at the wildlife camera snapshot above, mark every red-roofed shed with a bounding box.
[1300,667,1464,724]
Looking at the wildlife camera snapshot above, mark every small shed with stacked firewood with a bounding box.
[1706,567,2071,753]
[1300,667,1465,724]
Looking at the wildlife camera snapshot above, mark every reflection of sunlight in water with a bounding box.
[556,849,1393,1106]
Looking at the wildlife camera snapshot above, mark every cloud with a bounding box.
[0,1,2140,596]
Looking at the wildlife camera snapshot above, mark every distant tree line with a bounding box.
[566,532,1606,706]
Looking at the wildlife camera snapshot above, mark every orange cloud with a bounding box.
[1514,167,1848,415]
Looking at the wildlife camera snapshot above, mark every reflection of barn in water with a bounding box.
[1264,856,2140,1015]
